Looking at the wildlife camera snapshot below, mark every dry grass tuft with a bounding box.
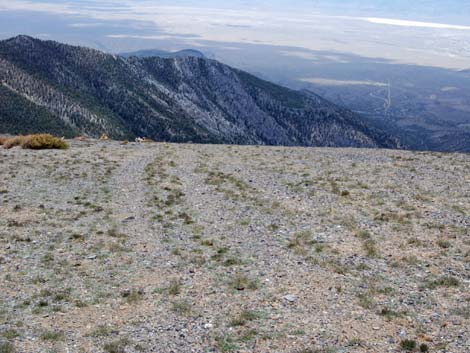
[0,136,9,145]
[2,135,25,149]
[3,134,68,150]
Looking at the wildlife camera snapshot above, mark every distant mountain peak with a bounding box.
[8,34,36,44]
[121,48,206,59]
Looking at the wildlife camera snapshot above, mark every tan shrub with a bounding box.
[21,134,68,150]
[3,134,68,150]
[3,136,27,149]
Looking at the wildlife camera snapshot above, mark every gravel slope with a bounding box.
[0,141,469,353]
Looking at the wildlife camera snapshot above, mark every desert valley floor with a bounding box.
[0,141,469,353]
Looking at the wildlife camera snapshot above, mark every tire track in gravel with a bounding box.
[107,145,154,235]
[103,145,218,353]
[166,145,405,353]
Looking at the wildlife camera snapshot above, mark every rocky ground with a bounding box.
[0,141,469,353]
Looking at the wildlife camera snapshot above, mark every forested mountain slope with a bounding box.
[0,35,399,148]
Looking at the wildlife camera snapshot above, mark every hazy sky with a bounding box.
[0,0,469,69]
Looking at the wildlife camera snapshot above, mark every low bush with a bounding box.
[2,134,68,150]
[2,136,25,149]
[21,134,68,150]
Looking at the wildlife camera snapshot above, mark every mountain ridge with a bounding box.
[0,35,400,149]
[121,48,206,59]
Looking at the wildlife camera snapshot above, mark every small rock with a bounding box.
[283,295,297,303]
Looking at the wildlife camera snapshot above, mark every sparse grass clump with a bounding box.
[419,344,429,352]
[355,230,371,239]
[375,211,412,224]
[294,348,334,353]
[104,338,130,353]
[88,325,112,338]
[452,304,470,319]
[120,289,144,304]
[229,274,259,291]
[287,231,313,255]
[407,237,423,247]
[238,328,258,342]
[426,276,460,289]
[437,239,451,249]
[107,225,126,239]
[171,300,192,315]
[379,307,403,320]
[215,335,238,352]
[229,310,261,327]
[363,238,378,257]
[167,280,182,296]
[70,233,85,241]
[400,339,417,351]
[211,246,229,260]
[40,330,64,341]
[0,342,15,353]
[200,239,214,247]
[3,134,68,150]
[1,330,19,340]
[223,256,242,267]
[357,293,374,309]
